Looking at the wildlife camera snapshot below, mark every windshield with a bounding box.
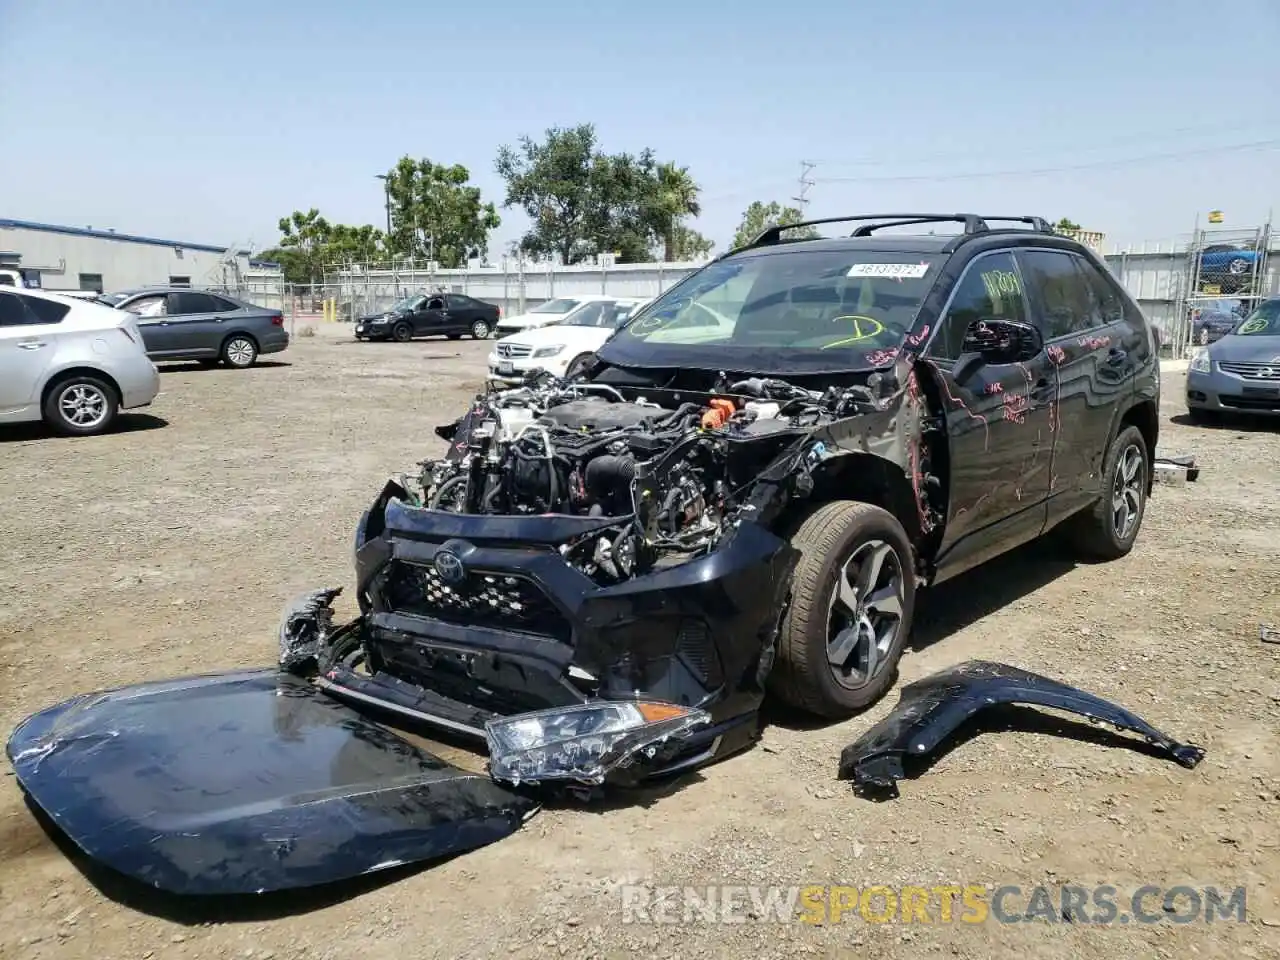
[552,301,637,328]
[391,295,425,312]
[1234,300,1280,336]
[598,249,943,373]
[530,298,580,314]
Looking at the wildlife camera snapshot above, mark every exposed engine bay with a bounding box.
[407,370,934,585]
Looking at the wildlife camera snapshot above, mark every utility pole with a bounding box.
[792,160,816,215]
[375,174,391,240]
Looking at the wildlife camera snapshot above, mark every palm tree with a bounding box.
[653,163,702,262]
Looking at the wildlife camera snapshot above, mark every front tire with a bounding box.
[1063,424,1149,561]
[770,501,916,718]
[43,375,119,437]
[392,322,412,343]
[565,352,594,379]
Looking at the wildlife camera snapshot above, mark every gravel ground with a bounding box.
[1,327,1278,960]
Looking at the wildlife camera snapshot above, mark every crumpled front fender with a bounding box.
[838,660,1206,795]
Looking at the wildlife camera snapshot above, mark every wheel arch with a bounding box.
[41,365,122,409]
[222,329,260,351]
[1116,398,1159,495]
[781,452,924,555]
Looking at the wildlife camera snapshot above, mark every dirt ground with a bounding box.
[1,325,1278,960]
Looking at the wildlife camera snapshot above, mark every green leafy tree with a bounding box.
[1054,217,1081,232]
[730,201,818,250]
[259,209,388,284]
[645,162,703,262]
[381,157,500,268]
[495,124,703,264]
[669,225,714,260]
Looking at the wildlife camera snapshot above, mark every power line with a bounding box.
[812,139,1280,185]
[806,120,1280,169]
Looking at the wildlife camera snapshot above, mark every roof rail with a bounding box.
[748,213,1055,248]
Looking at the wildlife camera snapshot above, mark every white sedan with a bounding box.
[488,297,647,384]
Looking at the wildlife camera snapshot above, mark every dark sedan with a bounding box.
[97,288,288,368]
[354,292,499,342]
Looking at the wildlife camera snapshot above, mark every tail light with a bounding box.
[270,313,284,326]
[496,305,502,318]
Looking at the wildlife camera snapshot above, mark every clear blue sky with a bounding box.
[2,0,1278,256]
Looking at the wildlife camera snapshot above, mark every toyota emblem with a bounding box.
[434,549,465,584]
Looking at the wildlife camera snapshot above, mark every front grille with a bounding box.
[496,340,532,358]
[1219,393,1280,411]
[381,561,571,642]
[1219,361,1280,380]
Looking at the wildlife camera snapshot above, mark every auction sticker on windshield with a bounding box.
[847,262,931,279]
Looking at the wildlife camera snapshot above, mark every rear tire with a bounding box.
[392,322,412,343]
[43,374,119,437]
[222,335,258,368]
[769,501,916,718]
[1062,424,1149,561]
[471,319,491,339]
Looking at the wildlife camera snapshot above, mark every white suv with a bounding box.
[0,287,161,436]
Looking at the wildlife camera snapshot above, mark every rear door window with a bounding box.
[1017,250,1096,339]
[167,292,222,315]
[0,292,70,326]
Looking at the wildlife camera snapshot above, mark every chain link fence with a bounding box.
[210,224,1279,357]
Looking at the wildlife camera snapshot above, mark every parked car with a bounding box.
[0,286,160,436]
[1186,297,1280,421]
[1190,299,1247,345]
[492,294,635,338]
[1197,243,1261,294]
[486,297,647,384]
[96,288,288,368]
[354,293,499,342]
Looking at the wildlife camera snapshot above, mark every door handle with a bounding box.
[1106,348,1128,366]
[17,340,47,350]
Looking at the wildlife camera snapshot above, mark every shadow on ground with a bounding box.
[1169,412,1279,433]
[0,414,169,443]
[157,361,291,372]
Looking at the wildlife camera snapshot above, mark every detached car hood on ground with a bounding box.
[6,669,537,896]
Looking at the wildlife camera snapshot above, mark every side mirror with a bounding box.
[953,318,1044,381]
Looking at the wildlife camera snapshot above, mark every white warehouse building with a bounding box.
[0,218,277,293]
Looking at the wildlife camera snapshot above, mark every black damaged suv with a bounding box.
[319,213,1161,783]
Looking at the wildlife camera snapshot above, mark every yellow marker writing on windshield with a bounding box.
[821,315,885,349]
[1238,316,1267,335]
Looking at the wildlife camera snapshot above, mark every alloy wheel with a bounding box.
[472,320,489,339]
[1111,444,1145,541]
[57,383,108,429]
[226,338,256,367]
[825,540,905,690]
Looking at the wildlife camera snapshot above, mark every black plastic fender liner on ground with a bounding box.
[837,660,1206,796]
[6,670,539,896]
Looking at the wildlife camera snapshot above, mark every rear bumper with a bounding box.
[260,331,290,354]
[345,483,797,764]
[118,357,161,409]
[1186,367,1280,415]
